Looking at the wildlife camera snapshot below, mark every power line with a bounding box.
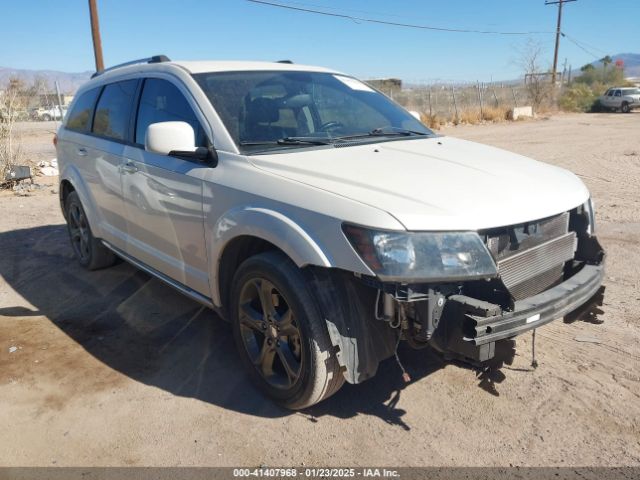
[247,0,554,35]
[561,33,602,61]
[561,32,608,57]
[272,0,431,20]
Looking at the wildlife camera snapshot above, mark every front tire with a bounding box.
[621,102,630,113]
[230,251,345,409]
[65,191,116,270]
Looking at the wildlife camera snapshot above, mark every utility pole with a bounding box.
[545,0,576,84]
[88,0,104,72]
[55,81,64,126]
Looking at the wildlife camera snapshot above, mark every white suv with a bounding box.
[56,56,605,408]
[599,87,640,112]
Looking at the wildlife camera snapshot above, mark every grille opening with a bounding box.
[482,212,570,262]
[481,212,576,300]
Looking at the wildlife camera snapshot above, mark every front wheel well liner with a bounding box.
[59,180,76,220]
[217,236,397,384]
[217,235,284,318]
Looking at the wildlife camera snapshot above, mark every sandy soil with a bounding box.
[0,114,638,467]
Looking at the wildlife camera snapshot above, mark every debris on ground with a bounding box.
[13,183,30,196]
[38,159,59,177]
[3,165,32,183]
[12,182,46,196]
[9,346,18,353]
[2,166,33,191]
[574,335,602,344]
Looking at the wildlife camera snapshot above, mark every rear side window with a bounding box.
[92,80,138,141]
[135,78,206,147]
[66,88,100,132]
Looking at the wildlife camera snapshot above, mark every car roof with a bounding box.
[173,60,341,75]
[87,60,342,84]
[78,59,346,93]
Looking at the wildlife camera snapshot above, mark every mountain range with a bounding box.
[580,53,640,78]
[0,66,92,93]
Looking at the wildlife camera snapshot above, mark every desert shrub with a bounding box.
[574,63,625,86]
[559,83,599,112]
[458,109,480,124]
[420,113,445,129]
[481,106,510,121]
[0,78,28,183]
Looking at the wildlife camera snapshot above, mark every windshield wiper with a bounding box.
[335,127,430,141]
[278,136,334,145]
[370,126,430,136]
[239,137,334,147]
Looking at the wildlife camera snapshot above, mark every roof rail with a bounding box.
[91,55,171,78]
[277,59,293,64]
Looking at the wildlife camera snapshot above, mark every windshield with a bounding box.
[193,70,432,153]
[621,88,640,96]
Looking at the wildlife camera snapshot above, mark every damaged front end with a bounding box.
[342,202,605,369]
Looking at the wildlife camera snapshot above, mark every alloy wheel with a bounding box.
[238,277,303,389]
[68,203,91,262]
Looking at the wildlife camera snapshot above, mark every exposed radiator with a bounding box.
[497,232,577,299]
[482,212,577,300]
[508,264,565,300]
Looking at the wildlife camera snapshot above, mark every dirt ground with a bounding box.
[0,114,638,467]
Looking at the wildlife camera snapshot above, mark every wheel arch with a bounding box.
[59,179,75,220]
[211,207,397,386]
[58,166,102,237]
[210,206,334,310]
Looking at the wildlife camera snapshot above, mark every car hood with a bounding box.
[247,136,590,231]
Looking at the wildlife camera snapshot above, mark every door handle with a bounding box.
[120,161,138,174]
[77,148,87,156]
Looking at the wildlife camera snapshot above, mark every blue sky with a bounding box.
[1,0,638,81]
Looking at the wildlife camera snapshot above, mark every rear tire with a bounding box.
[230,251,344,409]
[65,191,116,270]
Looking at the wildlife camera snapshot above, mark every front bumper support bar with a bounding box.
[455,264,605,346]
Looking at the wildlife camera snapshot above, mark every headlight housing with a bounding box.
[343,224,498,282]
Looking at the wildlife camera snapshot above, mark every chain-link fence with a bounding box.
[368,79,561,128]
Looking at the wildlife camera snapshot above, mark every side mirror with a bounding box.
[146,121,196,155]
[145,121,216,164]
[409,110,422,121]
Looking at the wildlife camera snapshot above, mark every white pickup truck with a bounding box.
[31,105,67,121]
[598,87,640,113]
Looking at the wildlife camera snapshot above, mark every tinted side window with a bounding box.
[66,87,100,132]
[135,79,206,146]
[92,80,138,141]
[614,90,622,97]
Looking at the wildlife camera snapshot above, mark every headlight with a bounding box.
[343,224,498,282]
[584,197,596,234]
